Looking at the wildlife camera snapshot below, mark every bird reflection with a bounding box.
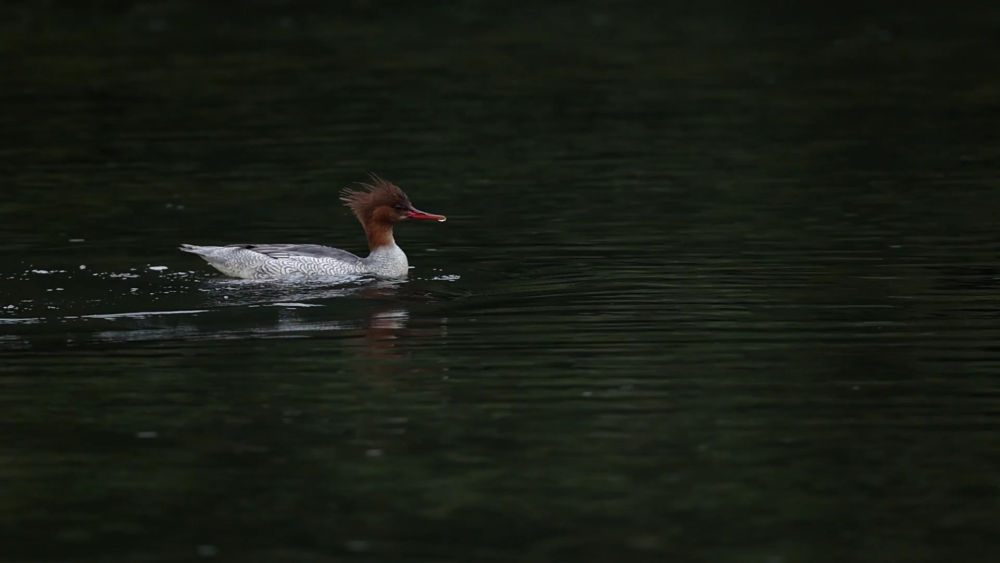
[67,277,440,350]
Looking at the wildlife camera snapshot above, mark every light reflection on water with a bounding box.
[0,267,437,347]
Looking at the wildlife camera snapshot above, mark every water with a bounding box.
[3,2,1000,562]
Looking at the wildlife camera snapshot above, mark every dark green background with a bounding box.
[2,2,1000,562]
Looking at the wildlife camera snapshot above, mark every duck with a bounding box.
[180,175,446,279]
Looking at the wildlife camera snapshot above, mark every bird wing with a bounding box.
[231,244,362,263]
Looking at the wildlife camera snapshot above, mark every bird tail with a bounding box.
[179,243,210,255]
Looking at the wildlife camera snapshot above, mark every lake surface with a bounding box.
[3,2,1000,562]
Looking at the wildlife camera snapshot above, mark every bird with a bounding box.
[180,175,446,279]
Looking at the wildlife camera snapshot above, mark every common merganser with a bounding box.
[180,176,446,279]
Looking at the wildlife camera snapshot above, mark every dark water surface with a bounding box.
[3,2,1000,562]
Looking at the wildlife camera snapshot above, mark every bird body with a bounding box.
[180,176,445,279]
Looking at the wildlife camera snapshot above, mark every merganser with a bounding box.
[180,176,446,279]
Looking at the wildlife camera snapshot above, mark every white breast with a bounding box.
[362,244,409,278]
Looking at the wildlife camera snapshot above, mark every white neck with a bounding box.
[363,243,409,278]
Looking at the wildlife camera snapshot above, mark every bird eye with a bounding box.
[393,204,407,211]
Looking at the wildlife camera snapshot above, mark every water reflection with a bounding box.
[88,300,415,347]
[0,270,432,349]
